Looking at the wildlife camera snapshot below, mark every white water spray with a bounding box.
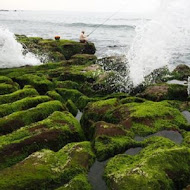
[127,0,190,86]
[0,27,41,68]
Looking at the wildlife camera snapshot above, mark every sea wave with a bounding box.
[65,22,135,29]
[0,19,136,30]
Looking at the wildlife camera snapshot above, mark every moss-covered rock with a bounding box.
[49,51,66,62]
[0,100,64,135]
[0,76,13,83]
[14,74,53,94]
[55,174,92,190]
[77,95,97,110]
[139,83,188,101]
[56,88,84,104]
[171,64,190,80]
[52,64,101,84]
[81,98,188,161]
[104,137,190,190]
[120,96,145,104]
[106,101,188,136]
[46,90,64,102]
[0,87,39,104]
[81,98,187,138]
[16,35,96,61]
[0,141,95,190]
[81,98,119,137]
[54,80,80,89]
[71,54,97,65]
[93,121,138,161]
[0,83,19,95]
[0,111,85,169]
[0,95,51,117]
[183,132,190,148]
[66,99,78,116]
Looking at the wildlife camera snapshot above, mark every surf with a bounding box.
[0,26,41,68]
[127,0,190,86]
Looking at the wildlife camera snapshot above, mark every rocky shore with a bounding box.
[0,35,190,190]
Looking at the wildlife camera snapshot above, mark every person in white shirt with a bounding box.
[80,31,88,43]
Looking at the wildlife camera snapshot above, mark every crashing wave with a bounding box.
[0,26,41,68]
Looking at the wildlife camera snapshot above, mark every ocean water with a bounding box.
[0,3,190,86]
[0,10,139,57]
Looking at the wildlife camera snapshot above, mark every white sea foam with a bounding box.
[127,0,190,86]
[0,27,41,68]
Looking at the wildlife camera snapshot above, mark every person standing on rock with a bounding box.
[80,31,88,44]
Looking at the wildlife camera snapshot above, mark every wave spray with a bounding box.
[0,27,41,68]
[127,0,190,86]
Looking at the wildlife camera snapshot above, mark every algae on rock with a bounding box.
[0,100,64,135]
[104,137,190,190]
[0,141,95,190]
[0,111,85,169]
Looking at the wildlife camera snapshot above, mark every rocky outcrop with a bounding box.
[16,35,96,61]
[171,64,190,80]
[0,141,95,190]
[104,137,190,190]
[0,111,85,169]
[0,36,190,189]
[138,83,188,101]
[81,97,188,161]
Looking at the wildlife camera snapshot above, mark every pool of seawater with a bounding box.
[182,110,190,124]
[135,130,183,144]
[75,110,83,122]
[87,112,189,190]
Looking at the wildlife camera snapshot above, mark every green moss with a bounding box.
[55,174,92,190]
[0,100,64,135]
[140,83,188,101]
[104,100,188,136]
[23,85,34,89]
[0,83,19,95]
[0,96,51,117]
[127,101,188,135]
[49,51,66,61]
[120,96,145,104]
[14,74,53,94]
[85,120,137,161]
[77,93,128,111]
[58,42,96,60]
[71,54,97,65]
[88,98,119,111]
[16,35,96,61]
[171,64,190,80]
[37,61,66,70]
[129,101,180,118]
[105,137,190,190]
[183,132,190,148]
[56,88,84,104]
[0,76,13,83]
[48,64,101,84]
[0,87,39,104]
[80,98,119,137]
[0,141,95,190]
[54,80,80,89]
[0,111,85,169]
[97,93,128,101]
[46,90,64,102]
[77,95,97,110]
[95,135,138,161]
[66,99,78,116]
